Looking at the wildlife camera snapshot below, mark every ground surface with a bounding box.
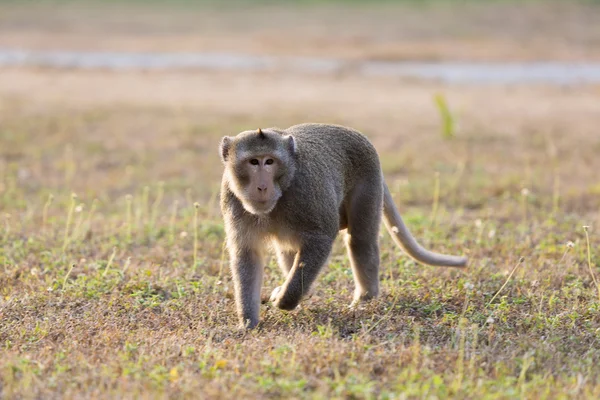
[1,1,600,399]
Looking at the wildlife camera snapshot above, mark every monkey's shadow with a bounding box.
[260,292,460,339]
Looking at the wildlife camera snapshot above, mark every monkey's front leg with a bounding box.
[229,246,265,329]
[271,236,334,311]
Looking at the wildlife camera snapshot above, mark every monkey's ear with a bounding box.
[220,136,232,163]
[285,135,297,155]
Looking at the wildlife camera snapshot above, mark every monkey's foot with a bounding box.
[350,290,377,309]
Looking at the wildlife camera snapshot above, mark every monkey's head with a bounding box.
[220,128,297,215]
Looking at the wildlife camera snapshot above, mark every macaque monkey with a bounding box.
[220,124,467,328]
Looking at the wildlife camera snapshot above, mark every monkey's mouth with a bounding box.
[254,201,275,212]
[246,198,277,215]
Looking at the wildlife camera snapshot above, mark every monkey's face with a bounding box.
[220,129,297,216]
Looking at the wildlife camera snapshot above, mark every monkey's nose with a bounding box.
[257,184,268,192]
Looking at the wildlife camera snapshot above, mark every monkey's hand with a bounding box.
[269,286,283,303]
[269,286,300,310]
[270,286,315,310]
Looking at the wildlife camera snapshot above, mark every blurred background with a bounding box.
[1,0,599,205]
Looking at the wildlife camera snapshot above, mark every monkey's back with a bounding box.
[284,123,382,188]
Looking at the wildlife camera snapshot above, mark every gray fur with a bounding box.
[220,123,468,329]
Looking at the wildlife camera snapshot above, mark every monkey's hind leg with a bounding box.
[345,232,380,306]
[345,183,383,306]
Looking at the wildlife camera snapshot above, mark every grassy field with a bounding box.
[2,1,600,399]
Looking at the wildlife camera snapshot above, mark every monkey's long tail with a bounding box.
[382,183,468,268]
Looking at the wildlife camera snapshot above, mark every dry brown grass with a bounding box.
[2,67,600,197]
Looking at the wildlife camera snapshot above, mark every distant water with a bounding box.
[1,48,600,85]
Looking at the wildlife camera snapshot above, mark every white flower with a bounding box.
[486,317,495,324]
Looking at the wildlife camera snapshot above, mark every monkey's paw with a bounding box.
[269,286,282,303]
[269,286,300,311]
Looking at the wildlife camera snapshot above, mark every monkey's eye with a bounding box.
[265,159,274,165]
[250,159,259,165]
